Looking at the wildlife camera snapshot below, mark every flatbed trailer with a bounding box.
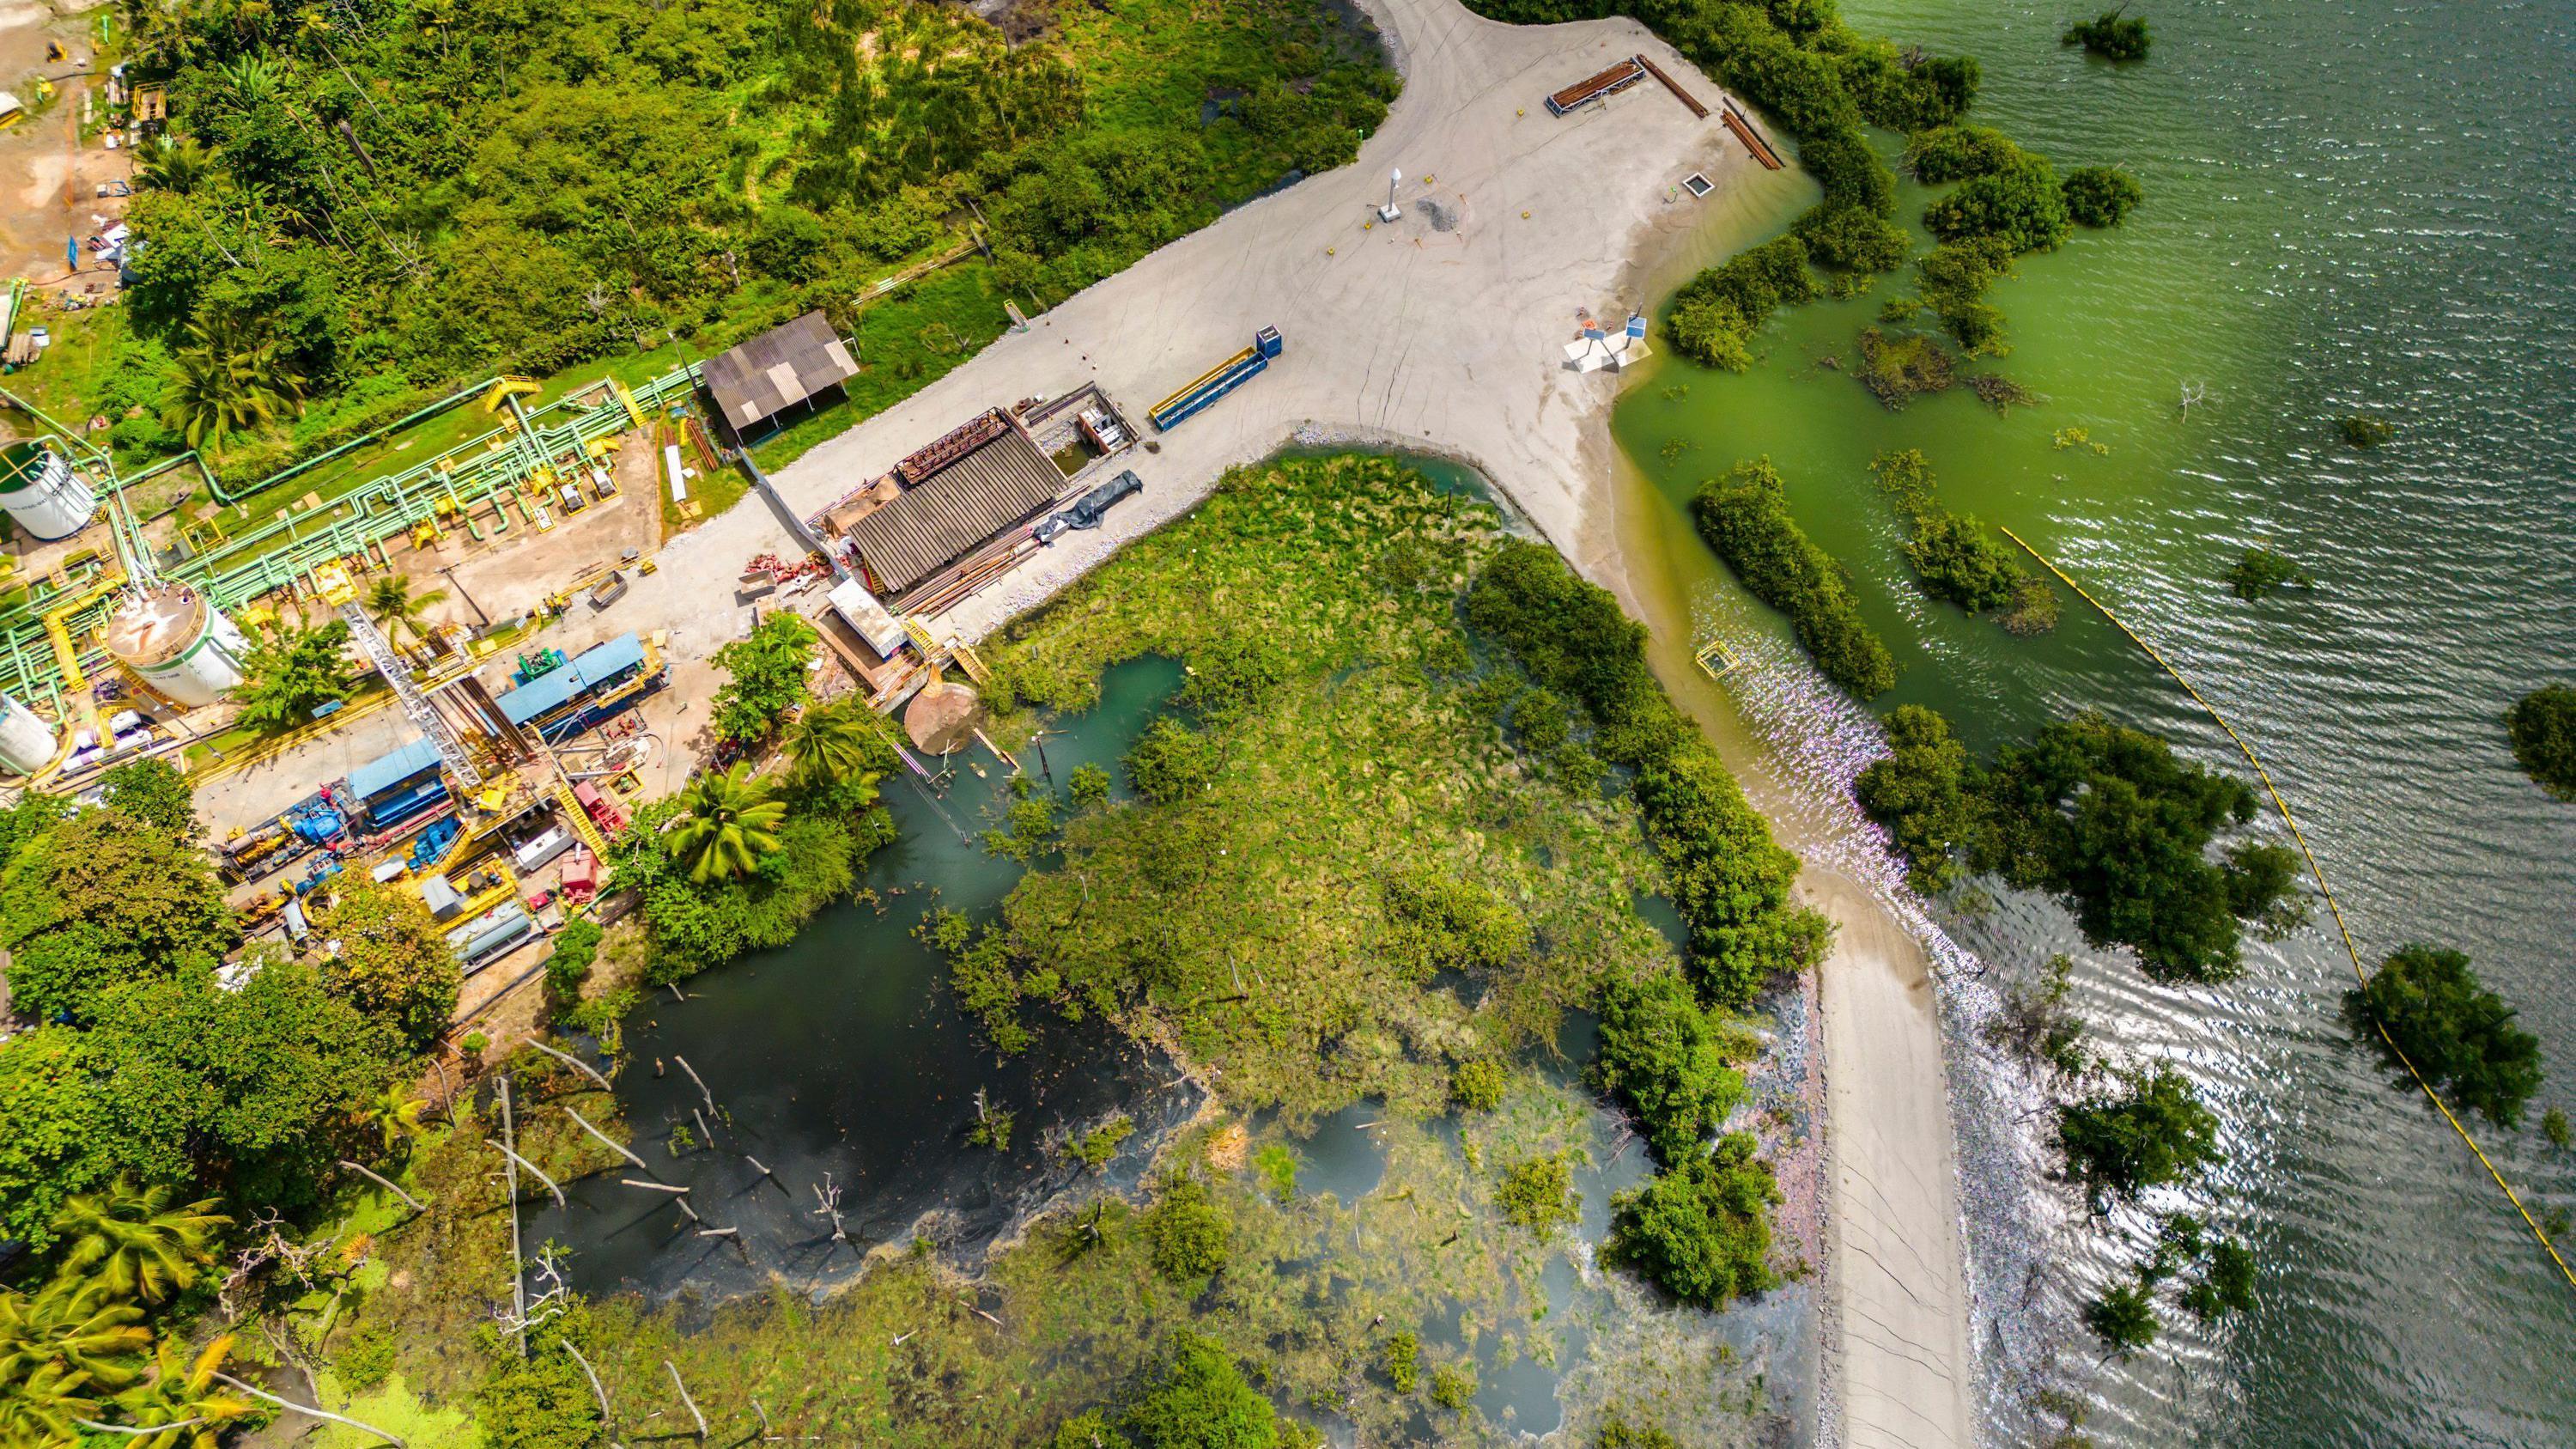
[1546,58,1646,115]
[1148,327,1284,432]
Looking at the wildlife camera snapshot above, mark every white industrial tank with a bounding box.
[0,441,99,541]
[0,691,58,776]
[100,584,247,707]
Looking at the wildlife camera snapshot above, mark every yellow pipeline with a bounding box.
[42,569,125,689]
[1999,526,2576,1294]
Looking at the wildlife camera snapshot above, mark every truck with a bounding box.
[1148,326,1283,432]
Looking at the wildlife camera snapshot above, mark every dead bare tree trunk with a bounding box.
[619,1178,690,1194]
[692,1107,715,1147]
[664,1361,708,1440]
[212,1373,408,1446]
[744,1154,774,1179]
[565,1105,648,1168]
[489,1140,566,1209]
[562,1340,611,1420]
[811,1176,846,1243]
[498,1077,527,1355]
[337,1160,427,1213]
[526,1038,614,1092]
[673,1055,715,1112]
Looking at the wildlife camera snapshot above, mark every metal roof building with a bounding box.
[846,420,1063,596]
[498,633,648,727]
[349,737,441,802]
[700,311,860,435]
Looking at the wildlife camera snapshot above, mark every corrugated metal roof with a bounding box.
[700,311,860,430]
[349,737,442,801]
[499,633,647,726]
[848,427,1061,594]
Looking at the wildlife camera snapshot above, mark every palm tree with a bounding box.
[362,574,449,654]
[110,1334,256,1449]
[668,764,786,883]
[0,1360,103,1446]
[49,1180,231,1306]
[136,137,213,195]
[785,698,883,803]
[160,323,304,460]
[0,1282,149,1388]
[360,1081,428,1154]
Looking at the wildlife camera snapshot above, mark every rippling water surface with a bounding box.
[1612,2,2576,1443]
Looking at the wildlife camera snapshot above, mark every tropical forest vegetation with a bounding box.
[27,0,1394,491]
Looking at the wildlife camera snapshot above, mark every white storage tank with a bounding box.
[100,584,247,707]
[0,691,58,776]
[0,441,99,541]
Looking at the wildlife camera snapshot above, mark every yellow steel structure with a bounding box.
[550,778,612,861]
[42,569,125,689]
[612,381,647,429]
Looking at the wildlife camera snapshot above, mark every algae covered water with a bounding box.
[1614,1,2576,1443]
[532,657,1196,1296]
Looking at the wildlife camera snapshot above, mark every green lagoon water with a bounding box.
[1610,1,2576,1444]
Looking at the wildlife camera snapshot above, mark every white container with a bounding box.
[100,585,248,707]
[513,826,574,873]
[0,442,98,541]
[0,691,58,776]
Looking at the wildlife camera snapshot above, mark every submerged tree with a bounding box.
[2056,1066,2220,1209]
[2504,685,2576,801]
[2346,943,2543,1128]
[2226,546,2312,602]
[2063,9,2153,62]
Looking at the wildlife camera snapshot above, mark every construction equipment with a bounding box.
[315,562,484,788]
[1148,327,1283,432]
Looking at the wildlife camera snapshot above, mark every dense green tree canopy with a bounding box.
[2057,1066,2220,1209]
[1593,972,1751,1166]
[316,880,463,1050]
[2063,165,2146,227]
[97,759,202,841]
[1855,705,1978,895]
[1974,712,2289,983]
[709,613,820,746]
[2347,944,2544,1128]
[1691,458,1897,697]
[1603,1133,1780,1309]
[2505,685,2576,801]
[0,805,240,1024]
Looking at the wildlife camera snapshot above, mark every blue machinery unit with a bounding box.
[1147,327,1282,433]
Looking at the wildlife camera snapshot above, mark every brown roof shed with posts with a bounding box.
[700,310,860,434]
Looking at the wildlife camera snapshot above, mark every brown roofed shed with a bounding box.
[847,423,1062,594]
[701,311,860,432]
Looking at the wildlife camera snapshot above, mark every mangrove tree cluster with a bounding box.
[1856,706,2304,982]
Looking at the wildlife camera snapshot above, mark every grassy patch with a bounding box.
[971,456,1675,1121]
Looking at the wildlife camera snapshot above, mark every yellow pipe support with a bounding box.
[612,381,647,430]
[40,569,126,690]
[1998,526,2576,1295]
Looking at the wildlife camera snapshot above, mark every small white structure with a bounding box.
[829,576,908,658]
[1379,167,1404,223]
[0,691,58,776]
[100,584,248,707]
[1562,312,1654,374]
[0,442,99,541]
